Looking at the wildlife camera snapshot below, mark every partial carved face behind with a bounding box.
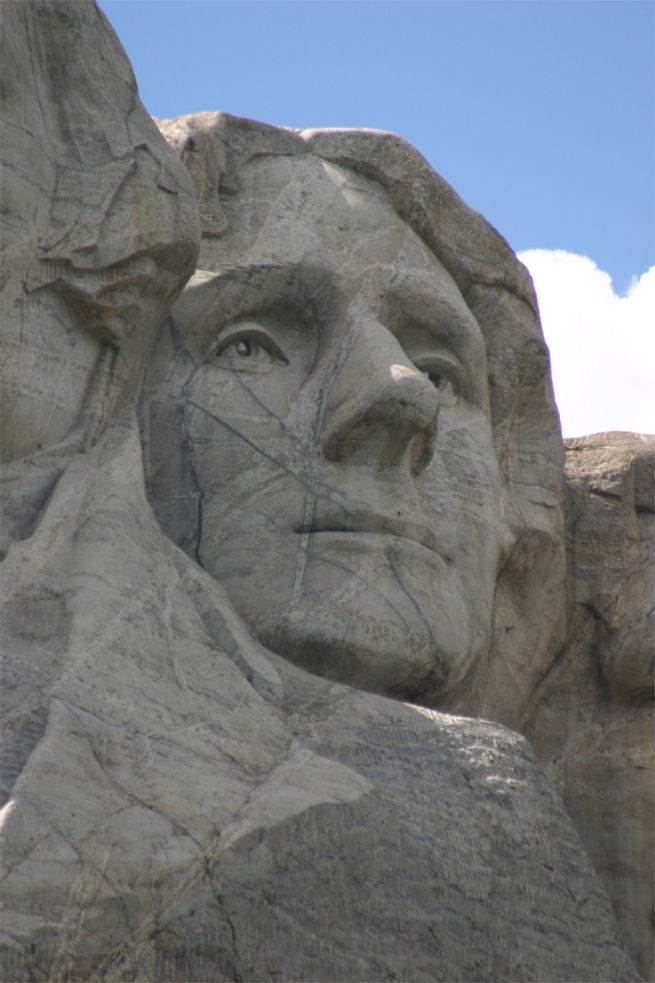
[148,154,510,703]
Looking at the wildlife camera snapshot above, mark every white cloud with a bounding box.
[517,249,655,438]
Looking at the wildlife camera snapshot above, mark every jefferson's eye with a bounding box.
[213,324,289,369]
[424,370,443,389]
[414,359,460,406]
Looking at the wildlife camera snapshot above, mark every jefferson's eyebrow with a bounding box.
[196,261,336,314]
[382,273,485,364]
[173,261,336,360]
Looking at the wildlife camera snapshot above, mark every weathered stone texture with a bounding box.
[0,3,648,981]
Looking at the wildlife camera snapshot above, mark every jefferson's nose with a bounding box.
[321,322,439,474]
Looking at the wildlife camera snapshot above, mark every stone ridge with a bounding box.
[525,431,654,980]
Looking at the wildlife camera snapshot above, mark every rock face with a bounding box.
[525,432,655,981]
[0,3,647,981]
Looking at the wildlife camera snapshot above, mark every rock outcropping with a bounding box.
[526,432,654,980]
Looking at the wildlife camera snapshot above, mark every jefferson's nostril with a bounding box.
[410,426,437,477]
[399,399,408,408]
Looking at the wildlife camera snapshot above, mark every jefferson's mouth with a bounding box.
[296,511,438,553]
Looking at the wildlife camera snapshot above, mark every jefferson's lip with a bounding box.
[296,511,438,553]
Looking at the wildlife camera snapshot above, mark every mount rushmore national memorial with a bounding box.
[1,2,653,981]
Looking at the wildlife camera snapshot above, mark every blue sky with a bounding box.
[101,0,654,434]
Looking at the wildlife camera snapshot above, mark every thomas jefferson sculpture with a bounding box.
[145,122,511,707]
[1,4,648,982]
[145,113,566,714]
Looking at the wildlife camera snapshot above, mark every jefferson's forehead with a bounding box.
[201,155,465,300]
[192,154,485,369]
[242,153,392,216]
[200,154,403,271]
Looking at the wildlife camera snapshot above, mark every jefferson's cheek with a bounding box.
[184,373,314,579]
[419,420,503,583]
[185,374,291,476]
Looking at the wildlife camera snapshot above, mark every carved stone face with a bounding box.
[161,154,509,703]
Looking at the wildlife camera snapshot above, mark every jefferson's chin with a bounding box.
[259,545,476,702]
[213,530,483,702]
[267,609,444,700]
